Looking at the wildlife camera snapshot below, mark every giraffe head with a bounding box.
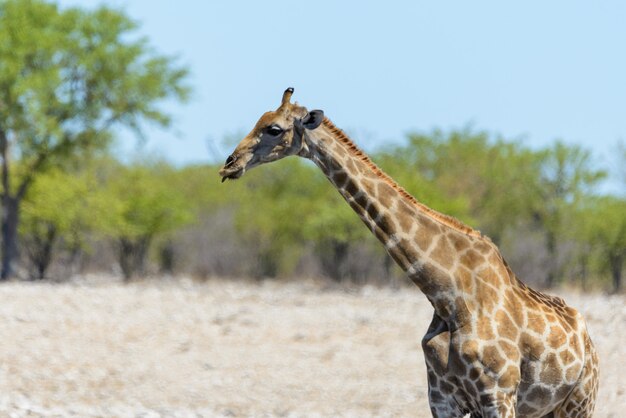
[219,87,324,182]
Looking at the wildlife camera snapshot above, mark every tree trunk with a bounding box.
[66,237,85,276]
[256,250,278,279]
[159,240,175,274]
[119,238,134,281]
[383,253,394,277]
[319,240,349,282]
[609,252,623,293]
[32,223,57,280]
[545,229,557,288]
[119,236,151,281]
[1,195,20,280]
[579,252,588,292]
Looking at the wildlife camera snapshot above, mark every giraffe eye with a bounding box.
[266,125,283,136]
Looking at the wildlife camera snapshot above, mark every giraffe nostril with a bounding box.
[224,154,236,167]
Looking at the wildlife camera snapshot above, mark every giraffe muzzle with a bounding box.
[219,154,245,182]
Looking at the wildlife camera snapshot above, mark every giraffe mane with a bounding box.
[321,117,482,238]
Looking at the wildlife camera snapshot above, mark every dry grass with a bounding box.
[0,276,623,417]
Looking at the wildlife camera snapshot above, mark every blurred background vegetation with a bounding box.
[0,0,624,291]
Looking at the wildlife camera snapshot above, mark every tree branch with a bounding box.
[15,113,123,201]
[0,127,10,199]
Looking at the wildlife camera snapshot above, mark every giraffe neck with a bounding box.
[301,118,495,320]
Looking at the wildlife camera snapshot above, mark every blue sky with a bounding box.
[58,1,625,183]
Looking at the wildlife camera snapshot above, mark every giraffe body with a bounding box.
[219,89,599,417]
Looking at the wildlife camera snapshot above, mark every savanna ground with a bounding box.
[0,276,623,417]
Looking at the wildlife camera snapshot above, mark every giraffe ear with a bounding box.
[301,110,324,130]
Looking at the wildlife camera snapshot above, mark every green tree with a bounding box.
[232,159,323,277]
[380,128,537,243]
[0,0,189,278]
[378,130,612,288]
[102,162,193,280]
[586,197,626,292]
[19,165,108,279]
[532,141,606,286]
[376,134,473,226]
[298,165,376,281]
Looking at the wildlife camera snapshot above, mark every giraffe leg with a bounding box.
[422,314,466,417]
[553,335,599,418]
[425,372,465,417]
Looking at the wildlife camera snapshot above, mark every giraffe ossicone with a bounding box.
[219,88,599,418]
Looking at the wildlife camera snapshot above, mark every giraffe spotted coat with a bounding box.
[219,88,599,417]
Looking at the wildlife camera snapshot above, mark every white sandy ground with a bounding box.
[0,277,623,418]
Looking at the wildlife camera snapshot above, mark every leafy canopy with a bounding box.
[0,0,190,195]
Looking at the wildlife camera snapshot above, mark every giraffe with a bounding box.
[218,88,599,417]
